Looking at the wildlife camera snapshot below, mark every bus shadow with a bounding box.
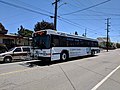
[0,61,4,64]
[24,55,98,67]
[0,59,35,64]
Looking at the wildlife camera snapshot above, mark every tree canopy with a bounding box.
[18,25,33,37]
[34,20,55,31]
[116,43,120,48]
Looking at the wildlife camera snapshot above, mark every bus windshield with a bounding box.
[33,34,50,49]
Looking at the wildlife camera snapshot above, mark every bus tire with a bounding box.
[4,57,12,63]
[60,51,69,61]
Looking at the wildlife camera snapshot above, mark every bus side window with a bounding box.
[74,39,79,47]
[52,35,59,47]
[79,39,83,47]
[67,38,74,47]
[59,36,67,47]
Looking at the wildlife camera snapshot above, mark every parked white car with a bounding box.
[0,46,32,63]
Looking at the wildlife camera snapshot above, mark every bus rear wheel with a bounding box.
[60,52,68,61]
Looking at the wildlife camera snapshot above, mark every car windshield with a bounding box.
[8,48,14,52]
[33,35,50,49]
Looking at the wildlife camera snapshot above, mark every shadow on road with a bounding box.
[0,55,98,68]
[21,55,98,68]
[0,61,4,64]
[0,59,34,64]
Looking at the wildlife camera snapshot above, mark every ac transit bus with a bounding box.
[32,29,100,62]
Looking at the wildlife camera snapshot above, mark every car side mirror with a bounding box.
[13,51,15,54]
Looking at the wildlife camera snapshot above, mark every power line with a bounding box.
[63,14,118,17]
[61,0,111,16]
[58,18,84,29]
[67,18,104,20]
[90,10,120,16]
[92,7,120,11]
[0,0,54,21]
[59,17,105,36]
[6,16,40,26]
[58,18,102,36]
[0,0,52,17]
[65,0,103,17]
[0,12,22,21]
[60,17,98,32]
[73,0,94,7]
[66,0,107,27]
[16,0,53,15]
[60,17,86,29]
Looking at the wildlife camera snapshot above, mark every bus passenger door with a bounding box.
[51,47,60,61]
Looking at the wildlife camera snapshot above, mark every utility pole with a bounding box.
[82,29,87,37]
[85,29,87,37]
[52,0,60,30]
[106,18,110,52]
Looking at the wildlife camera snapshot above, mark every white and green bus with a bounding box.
[32,29,100,62]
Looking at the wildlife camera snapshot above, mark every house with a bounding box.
[97,37,110,48]
[97,37,116,49]
[0,23,32,49]
[0,34,32,49]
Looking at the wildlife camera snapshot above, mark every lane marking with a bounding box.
[0,67,39,76]
[91,65,120,90]
[0,57,90,76]
[0,60,40,66]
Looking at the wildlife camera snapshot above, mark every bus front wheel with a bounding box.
[60,52,68,61]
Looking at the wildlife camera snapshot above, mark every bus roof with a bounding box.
[35,29,98,42]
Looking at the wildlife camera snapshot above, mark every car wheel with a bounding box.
[4,57,12,63]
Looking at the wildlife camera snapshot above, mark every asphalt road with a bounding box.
[0,49,120,90]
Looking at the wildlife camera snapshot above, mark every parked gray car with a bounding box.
[0,46,32,63]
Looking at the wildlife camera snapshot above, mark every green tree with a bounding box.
[116,43,120,48]
[18,25,33,37]
[34,20,55,31]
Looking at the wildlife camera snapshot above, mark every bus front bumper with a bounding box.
[38,57,51,61]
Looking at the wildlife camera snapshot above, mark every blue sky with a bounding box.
[0,0,120,42]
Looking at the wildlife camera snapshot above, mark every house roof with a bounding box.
[0,34,32,40]
[0,34,23,38]
[97,37,110,42]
